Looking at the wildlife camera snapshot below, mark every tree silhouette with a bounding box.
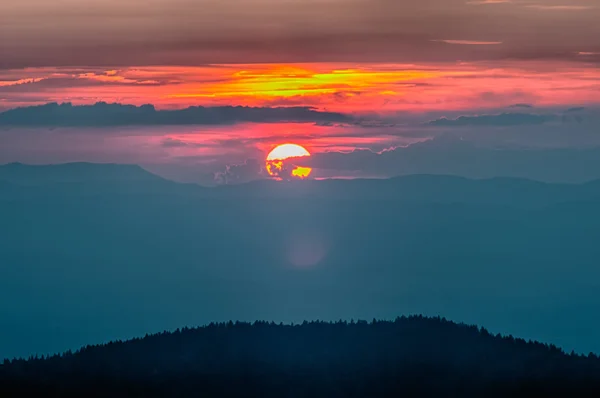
[1,316,600,397]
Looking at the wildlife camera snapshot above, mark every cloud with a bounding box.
[0,70,181,94]
[303,136,600,183]
[1,0,599,67]
[427,113,556,126]
[0,78,45,88]
[1,64,598,113]
[508,103,534,109]
[432,40,503,45]
[213,159,262,185]
[525,5,594,11]
[466,0,512,4]
[0,102,353,127]
[161,138,207,148]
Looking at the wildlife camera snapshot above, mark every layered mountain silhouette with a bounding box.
[0,162,165,185]
[2,316,600,397]
[0,162,195,197]
[2,162,600,205]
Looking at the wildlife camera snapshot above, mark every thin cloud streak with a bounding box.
[0,78,45,87]
[466,0,512,4]
[432,40,503,45]
[525,5,595,10]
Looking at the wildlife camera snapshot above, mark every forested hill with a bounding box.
[2,316,600,397]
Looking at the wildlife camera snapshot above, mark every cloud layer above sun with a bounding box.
[1,0,599,67]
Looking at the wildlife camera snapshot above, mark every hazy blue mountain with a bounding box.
[0,180,21,196]
[0,162,199,197]
[3,317,600,397]
[0,162,165,185]
[216,175,600,206]
[2,163,600,360]
[4,162,600,205]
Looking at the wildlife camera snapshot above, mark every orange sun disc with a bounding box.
[266,144,312,179]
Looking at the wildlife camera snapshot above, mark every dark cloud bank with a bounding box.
[0,102,352,126]
[427,113,556,126]
[0,102,590,128]
[427,107,590,127]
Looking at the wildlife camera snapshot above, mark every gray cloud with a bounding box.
[431,40,503,45]
[508,103,534,109]
[214,158,262,185]
[524,5,595,11]
[1,0,599,67]
[427,113,557,126]
[0,77,174,93]
[425,107,599,127]
[161,138,207,148]
[0,102,353,127]
[304,136,600,183]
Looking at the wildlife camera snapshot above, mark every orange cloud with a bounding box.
[2,62,600,112]
[0,77,45,87]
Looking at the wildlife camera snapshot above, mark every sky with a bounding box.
[1,0,600,184]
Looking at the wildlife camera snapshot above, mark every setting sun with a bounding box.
[266,144,312,179]
[266,144,311,161]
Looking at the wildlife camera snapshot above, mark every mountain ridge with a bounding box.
[0,162,165,185]
[4,162,600,187]
[3,163,600,206]
[2,316,600,397]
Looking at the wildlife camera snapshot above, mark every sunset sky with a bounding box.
[1,0,599,184]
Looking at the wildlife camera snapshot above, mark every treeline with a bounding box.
[2,315,600,397]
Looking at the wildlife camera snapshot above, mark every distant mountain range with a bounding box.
[2,162,600,206]
[2,316,600,397]
[0,162,166,185]
[0,162,195,197]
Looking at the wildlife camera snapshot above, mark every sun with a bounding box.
[266,143,312,179]
[267,143,311,161]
